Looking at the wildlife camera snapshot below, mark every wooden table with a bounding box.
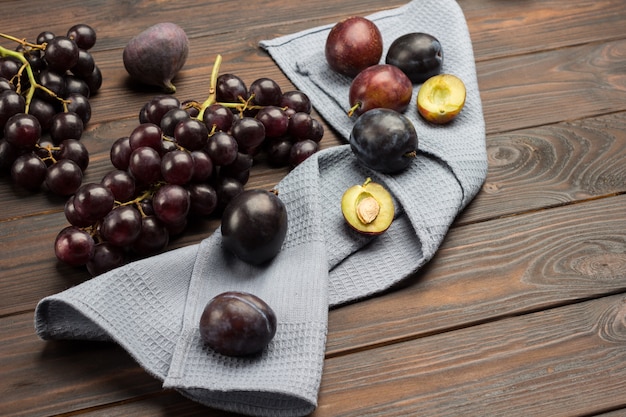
[3,0,626,415]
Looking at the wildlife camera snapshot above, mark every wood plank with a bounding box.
[326,193,626,355]
[461,111,626,224]
[7,294,626,417]
[2,0,624,62]
[315,294,626,417]
[0,313,162,417]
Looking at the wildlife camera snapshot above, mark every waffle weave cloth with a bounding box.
[35,0,487,415]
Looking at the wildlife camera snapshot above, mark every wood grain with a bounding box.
[2,0,626,416]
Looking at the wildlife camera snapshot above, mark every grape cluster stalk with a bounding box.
[55,55,325,276]
[0,24,101,195]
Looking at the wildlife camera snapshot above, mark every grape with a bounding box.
[0,139,19,172]
[0,90,25,127]
[0,77,15,92]
[255,105,289,138]
[214,176,244,212]
[100,205,142,247]
[161,149,194,185]
[11,153,47,191]
[70,49,95,78]
[54,225,95,266]
[73,183,115,223]
[36,31,55,45]
[249,77,282,106]
[44,36,80,73]
[4,113,41,149]
[216,73,248,103]
[58,139,89,171]
[64,195,94,227]
[174,117,208,151]
[205,131,238,166]
[160,107,190,137]
[36,68,66,101]
[287,112,313,140]
[86,242,127,277]
[199,291,277,357]
[143,95,180,125]
[49,111,84,143]
[65,75,91,98]
[153,184,190,226]
[83,64,102,94]
[280,90,312,114]
[187,182,218,216]
[101,169,136,202]
[28,97,57,132]
[190,150,213,182]
[67,24,97,50]
[202,103,233,132]
[66,93,91,124]
[309,119,324,142]
[0,57,21,80]
[45,159,83,196]
[110,136,132,170]
[129,123,163,151]
[289,139,319,168]
[131,215,169,256]
[266,138,293,168]
[231,117,265,154]
[128,146,162,185]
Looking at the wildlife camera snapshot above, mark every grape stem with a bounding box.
[0,34,68,112]
[197,54,223,120]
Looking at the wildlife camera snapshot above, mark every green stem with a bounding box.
[197,54,223,120]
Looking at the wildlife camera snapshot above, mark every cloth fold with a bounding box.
[35,0,487,416]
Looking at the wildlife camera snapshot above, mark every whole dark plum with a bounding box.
[385,32,443,84]
[199,291,277,357]
[349,108,418,174]
[221,189,288,265]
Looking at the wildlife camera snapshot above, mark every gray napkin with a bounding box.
[34,0,487,416]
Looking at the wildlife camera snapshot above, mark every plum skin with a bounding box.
[199,291,277,357]
[221,189,288,265]
[349,108,418,174]
[386,32,443,84]
[348,64,413,116]
[325,16,383,77]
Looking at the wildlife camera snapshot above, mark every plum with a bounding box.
[123,22,188,93]
[349,108,418,174]
[325,16,383,77]
[221,189,288,265]
[348,64,413,117]
[417,74,466,124]
[386,32,443,83]
[199,291,277,357]
[341,178,395,235]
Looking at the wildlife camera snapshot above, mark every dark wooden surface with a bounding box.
[2,0,626,416]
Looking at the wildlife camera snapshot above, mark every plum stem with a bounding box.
[347,102,362,117]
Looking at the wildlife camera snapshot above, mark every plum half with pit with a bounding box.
[385,32,443,84]
[221,189,288,265]
[325,16,383,78]
[417,74,466,124]
[341,178,394,235]
[348,64,413,117]
[199,291,277,357]
[349,108,418,174]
